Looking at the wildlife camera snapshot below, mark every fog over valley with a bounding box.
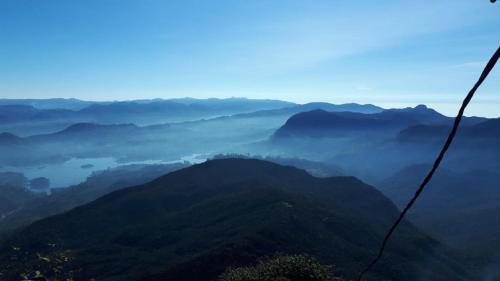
[1,1,499,280]
[1,98,499,281]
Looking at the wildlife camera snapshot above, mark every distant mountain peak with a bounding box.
[298,102,384,114]
[414,104,428,110]
[272,104,450,139]
[386,104,441,115]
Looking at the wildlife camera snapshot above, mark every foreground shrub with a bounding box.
[218,255,343,281]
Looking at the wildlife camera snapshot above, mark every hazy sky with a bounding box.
[1,0,499,116]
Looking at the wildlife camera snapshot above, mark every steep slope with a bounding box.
[379,165,500,256]
[0,159,470,281]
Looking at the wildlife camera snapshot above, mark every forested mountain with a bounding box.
[0,159,471,281]
[273,105,451,139]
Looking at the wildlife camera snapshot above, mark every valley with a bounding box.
[0,98,499,280]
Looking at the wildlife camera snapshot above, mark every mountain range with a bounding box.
[0,100,387,167]
[1,98,499,280]
[265,105,500,279]
[0,98,293,126]
[272,105,486,139]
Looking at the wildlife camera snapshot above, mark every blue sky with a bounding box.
[1,0,499,116]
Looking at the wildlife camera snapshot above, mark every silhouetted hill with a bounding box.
[0,159,470,281]
[2,123,156,164]
[273,105,448,138]
[16,123,162,146]
[55,122,139,136]
[233,102,383,119]
[377,105,448,123]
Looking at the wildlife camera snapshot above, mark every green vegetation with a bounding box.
[219,255,344,281]
[0,159,472,281]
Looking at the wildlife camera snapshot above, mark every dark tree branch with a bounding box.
[357,46,500,281]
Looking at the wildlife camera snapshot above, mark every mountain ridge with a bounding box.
[0,158,471,281]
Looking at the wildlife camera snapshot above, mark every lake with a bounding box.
[0,154,206,188]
